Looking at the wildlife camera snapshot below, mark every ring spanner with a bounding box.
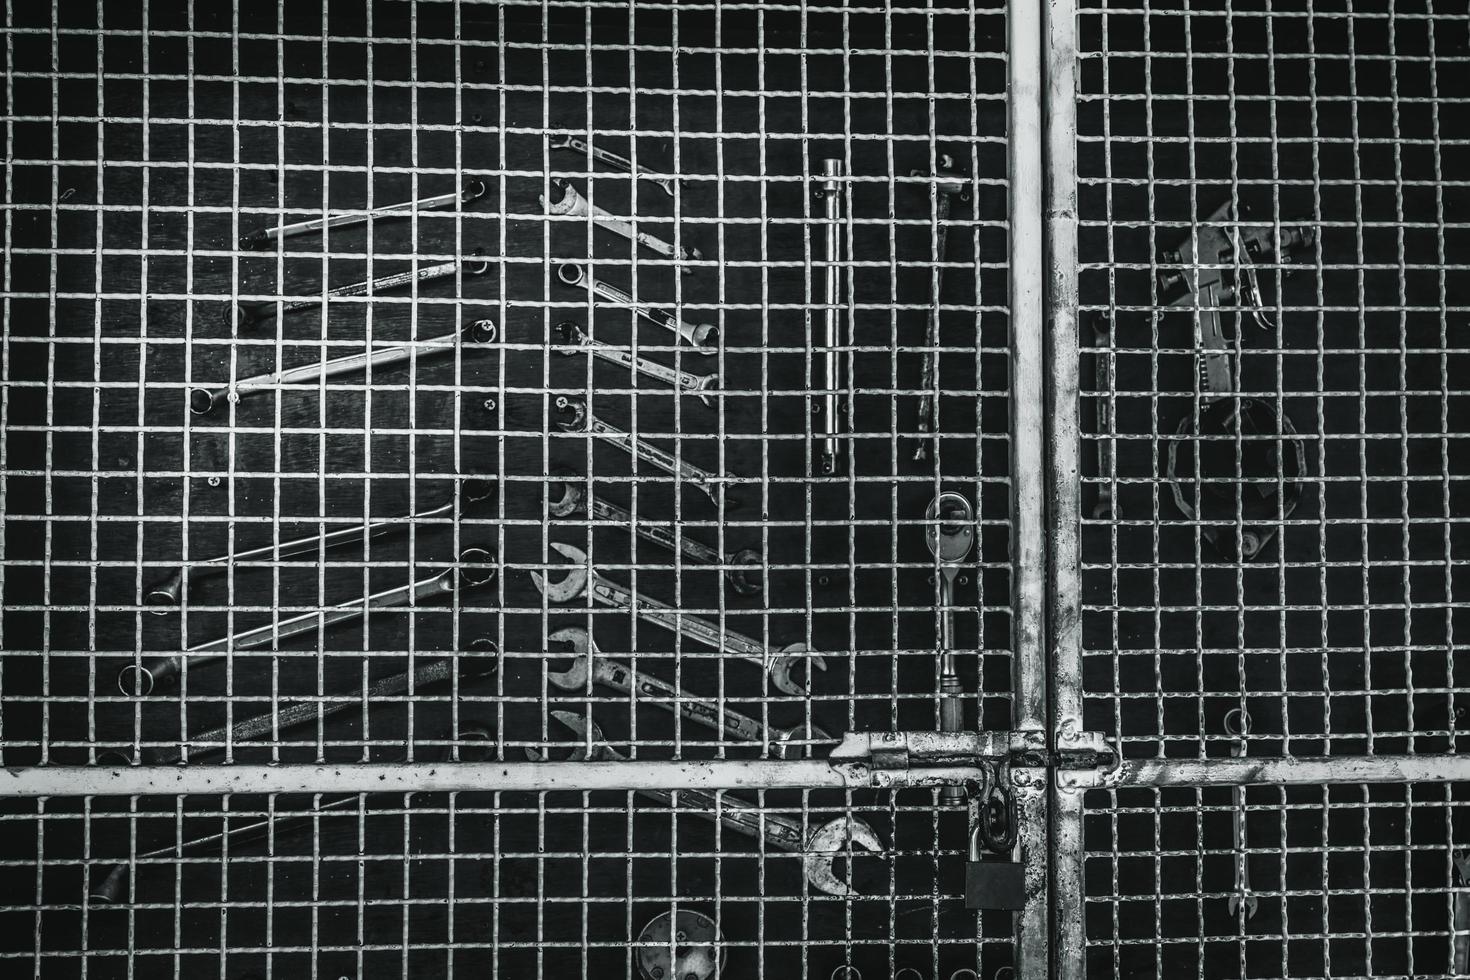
[545,472,761,595]
[192,317,497,414]
[236,254,490,327]
[925,491,975,806]
[240,176,487,249]
[557,263,718,353]
[144,477,496,611]
[529,710,880,896]
[554,396,740,513]
[543,177,700,267]
[119,547,498,696]
[530,542,823,697]
[555,320,718,405]
[545,626,829,758]
[910,154,969,462]
[549,134,679,199]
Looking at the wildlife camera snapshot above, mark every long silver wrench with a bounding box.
[529,711,881,896]
[554,396,740,512]
[144,478,495,611]
[191,318,497,415]
[119,548,498,696]
[911,155,969,462]
[240,176,488,249]
[555,320,718,406]
[236,254,490,326]
[545,472,761,596]
[542,177,701,267]
[549,134,679,198]
[544,626,830,758]
[1224,708,1259,920]
[530,542,824,697]
[925,491,975,806]
[815,159,845,476]
[557,263,718,353]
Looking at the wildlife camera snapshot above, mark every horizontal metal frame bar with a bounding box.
[1079,754,1470,790]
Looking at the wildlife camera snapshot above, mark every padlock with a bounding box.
[964,781,1026,911]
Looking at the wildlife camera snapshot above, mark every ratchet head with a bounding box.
[804,815,884,897]
[529,541,592,604]
[553,395,590,432]
[543,625,596,691]
[925,492,976,564]
[768,643,827,698]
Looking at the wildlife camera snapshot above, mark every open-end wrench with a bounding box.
[925,491,975,806]
[549,134,680,199]
[910,155,969,462]
[240,176,488,249]
[530,542,823,697]
[544,626,829,758]
[145,478,496,611]
[236,254,490,327]
[1224,707,1259,920]
[555,320,718,405]
[542,177,701,268]
[529,711,882,896]
[545,472,761,596]
[192,317,497,415]
[557,263,718,353]
[119,548,498,696]
[554,396,740,513]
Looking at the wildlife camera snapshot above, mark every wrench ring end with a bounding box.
[188,387,217,416]
[557,262,585,287]
[145,584,180,613]
[457,547,498,588]
[117,664,156,697]
[461,176,488,202]
[690,322,720,350]
[461,476,497,504]
[725,548,763,596]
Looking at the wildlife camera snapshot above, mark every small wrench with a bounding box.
[236,254,490,326]
[554,396,740,513]
[549,134,679,199]
[925,491,975,806]
[529,711,881,896]
[1224,707,1258,920]
[530,542,824,697]
[240,176,488,249]
[910,155,969,462]
[545,472,761,595]
[144,477,496,610]
[542,177,701,268]
[192,318,497,414]
[544,626,829,758]
[119,548,498,696]
[555,320,718,406]
[557,263,718,353]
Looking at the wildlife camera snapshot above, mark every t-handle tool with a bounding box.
[240,176,487,249]
[542,177,701,268]
[545,472,761,595]
[814,158,846,476]
[529,710,882,896]
[236,254,490,327]
[530,542,823,697]
[544,626,830,758]
[549,134,680,199]
[119,548,498,696]
[1223,708,1258,921]
[925,491,976,806]
[144,477,495,611]
[911,154,970,462]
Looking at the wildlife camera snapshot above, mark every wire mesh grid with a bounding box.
[1,0,1014,974]
[1074,0,1470,975]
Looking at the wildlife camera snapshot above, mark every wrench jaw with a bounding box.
[544,625,596,692]
[553,320,584,355]
[767,644,827,698]
[687,321,720,352]
[460,176,489,204]
[529,541,593,604]
[803,816,885,898]
[542,177,579,215]
[525,708,605,762]
[724,548,764,597]
[770,720,838,761]
[545,473,585,519]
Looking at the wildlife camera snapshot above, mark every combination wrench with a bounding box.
[910,155,969,462]
[554,396,740,513]
[240,176,488,249]
[530,542,824,697]
[144,477,495,611]
[925,491,976,806]
[236,254,490,327]
[191,318,497,415]
[555,320,718,405]
[542,177,700,267]
[545,472,761,595]
[1224,707,1259,920]
[557,262,718,353]
[544,626,829,758]
[549,134,679,199]
[529,711,882,896]
[119,548,497,696]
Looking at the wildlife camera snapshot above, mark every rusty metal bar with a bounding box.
[1060,754,1470,790]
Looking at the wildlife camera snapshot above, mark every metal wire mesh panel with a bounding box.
[1075,0,1470,975]
[0,0,1012,974]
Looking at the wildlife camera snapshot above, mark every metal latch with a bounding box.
[1053,722,1121,790]
[827,731,1008,789]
